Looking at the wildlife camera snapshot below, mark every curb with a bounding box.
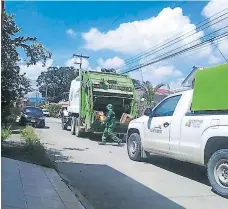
[57,170,95,209]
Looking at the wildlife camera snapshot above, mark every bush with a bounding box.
[1,127,12,141]
[20,126,41,148]
[44,103,61,118]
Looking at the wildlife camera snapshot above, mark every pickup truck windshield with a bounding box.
[153,95,181,117]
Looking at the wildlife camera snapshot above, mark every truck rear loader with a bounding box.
[62,70,138,138]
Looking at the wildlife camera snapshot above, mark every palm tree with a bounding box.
[141,81,170,106]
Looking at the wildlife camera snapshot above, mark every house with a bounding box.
[172,66,206,93]
[181,66,206,88]
[135,87,172,105]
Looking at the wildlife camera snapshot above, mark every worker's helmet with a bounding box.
[106,104,113,110]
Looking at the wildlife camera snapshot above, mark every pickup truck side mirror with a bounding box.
[144,107,153,116]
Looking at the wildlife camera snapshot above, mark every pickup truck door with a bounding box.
[145,95,182,152]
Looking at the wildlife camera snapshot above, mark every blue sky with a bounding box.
[6,0,228,93]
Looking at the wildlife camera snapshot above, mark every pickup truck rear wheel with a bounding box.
[127,133,142,161]
[207,149,228,198]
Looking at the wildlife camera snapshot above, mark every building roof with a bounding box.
[135,88,171,95]
[181,66,206,87]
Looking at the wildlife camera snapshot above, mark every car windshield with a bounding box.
[42,109,47,111]
[24,107,43,115]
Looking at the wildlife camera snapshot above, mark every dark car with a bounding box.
[19,106,45,128]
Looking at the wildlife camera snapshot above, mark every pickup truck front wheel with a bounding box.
[207,149,228,198]
[127,133,142,161]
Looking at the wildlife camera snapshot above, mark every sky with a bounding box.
[5,0,228,97]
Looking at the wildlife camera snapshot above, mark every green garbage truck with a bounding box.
[62,70,138,138]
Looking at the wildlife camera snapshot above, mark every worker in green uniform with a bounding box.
[99,104,122,145]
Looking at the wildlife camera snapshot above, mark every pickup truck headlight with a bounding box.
[39,116,45,120]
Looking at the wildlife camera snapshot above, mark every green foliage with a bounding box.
[6,106,22,124]
[44,103,61,118]
[1,127,12,142]
[1,11,51,125]
[21,126,40,147]
[36,66,78,103]
[141,81,169,106]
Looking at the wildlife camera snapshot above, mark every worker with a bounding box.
[99,104,122,145]
[138,98,147,117]
[62,107,69,117]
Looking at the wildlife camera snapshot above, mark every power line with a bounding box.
[122,31,228,74]
[116,8,228,70]
[121,30,228,74]
[167,36,228,62]
[118,11,228,71]
[121,25,228,74]
[115,8,228,70]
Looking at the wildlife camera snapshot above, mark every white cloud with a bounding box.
[169,77,185,90]
[208,54,222,64]
[129,63,182,87]
[19,59,53,97]
[202,0,228,31]
[66,28,76,37]
[98,56,125,69]
[202,0,228,61]
[20,59,53,86]
[65,57,90,69]
[82,7,203,55]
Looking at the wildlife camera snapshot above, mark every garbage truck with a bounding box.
[62,70,138,138]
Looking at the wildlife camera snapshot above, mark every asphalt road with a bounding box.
[38,118,228,209]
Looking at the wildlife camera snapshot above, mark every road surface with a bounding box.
[38,118,228,209]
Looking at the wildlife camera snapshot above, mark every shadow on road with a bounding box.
[54,161,186,209]
[36,126,50,129]
[144,155,209,186]
[63,147,87,151]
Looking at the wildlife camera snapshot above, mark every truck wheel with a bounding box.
[127,133,142,161]
[71,117,75,135]
[207,149,228,198]
[75,118,82,137]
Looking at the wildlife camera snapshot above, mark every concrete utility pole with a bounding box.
[72,53,89,70]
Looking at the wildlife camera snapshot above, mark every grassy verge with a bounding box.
[1,126,53,168]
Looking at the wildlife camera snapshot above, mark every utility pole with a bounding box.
[35,89,38,107]
[45,85,48,104]
[139,64,144,83]
[73,53,89,70]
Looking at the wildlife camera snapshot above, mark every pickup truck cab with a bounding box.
[127,89,228,197]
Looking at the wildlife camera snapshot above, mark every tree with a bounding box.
[1,11,51,125]
[141,81,169,106]
[132,79,142,89]
[36,66,78,103]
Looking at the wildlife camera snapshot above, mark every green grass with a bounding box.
[2,126,53,168]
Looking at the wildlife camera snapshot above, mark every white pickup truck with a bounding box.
[126,89,228,197]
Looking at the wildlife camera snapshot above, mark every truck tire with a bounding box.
[71,117,75,135]
[127,133,142,161]
[207,149,228,198]
[75,118,83,137]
